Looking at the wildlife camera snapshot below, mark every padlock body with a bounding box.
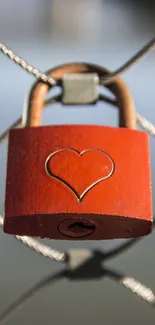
[4,125,152,239]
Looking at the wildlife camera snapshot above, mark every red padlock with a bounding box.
[4,63,152,240]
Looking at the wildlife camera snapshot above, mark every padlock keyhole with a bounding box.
[68,221,95,234]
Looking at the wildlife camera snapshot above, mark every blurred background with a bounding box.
[0,1,155,324]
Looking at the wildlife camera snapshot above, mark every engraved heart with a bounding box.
[45,148,114,201]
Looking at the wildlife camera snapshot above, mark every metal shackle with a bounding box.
[23,62,136,129]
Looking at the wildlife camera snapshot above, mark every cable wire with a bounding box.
[100,37,155,84]
[0,215,66,262]
[0,43,57,86]
[1,37,155,86]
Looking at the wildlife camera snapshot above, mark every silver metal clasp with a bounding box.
[62,73,99,105]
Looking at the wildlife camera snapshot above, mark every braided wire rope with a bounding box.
[0,37,155,86]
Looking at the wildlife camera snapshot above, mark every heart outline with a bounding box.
[45,148,115,201]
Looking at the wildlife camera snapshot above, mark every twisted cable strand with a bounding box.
[1,37,155,85]
[100,37,155,84]
[137,113,155,135]
[0,215,66,262]
[0,43,57,86]
[121,276,155,305]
